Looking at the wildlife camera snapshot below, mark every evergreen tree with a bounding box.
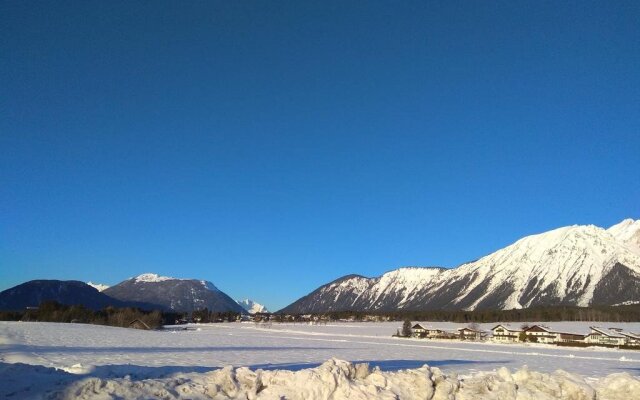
[402,319,412,337]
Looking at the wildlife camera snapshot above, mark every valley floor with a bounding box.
[1,321,639,399]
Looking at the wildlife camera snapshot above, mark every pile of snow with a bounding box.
[54,359,640,400]
[86,281,109,292]
[237,298,269,314]
[133,273,179,283]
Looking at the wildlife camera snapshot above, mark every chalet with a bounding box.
[412,323,428,338]
[457,327,486,341]
[523,325,557,343]
[491,324,521,342]
[584,327,626,346]
[425,328,457,339]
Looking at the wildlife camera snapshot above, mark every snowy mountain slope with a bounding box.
[237,299,269,314]
[608,218,640,256]
[87,281,109,292]
[103,273,245,313]
[281,219,640,313]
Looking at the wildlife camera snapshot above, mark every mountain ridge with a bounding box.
[0,274,245,314]
[280,219,640,313]
[0,280,136,311]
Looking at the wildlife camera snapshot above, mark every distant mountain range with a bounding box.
[0,273,245,314]
[237,299,269,314]
[280,219,640,314]
[3,219,639,316]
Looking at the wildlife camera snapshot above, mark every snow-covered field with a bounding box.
[1,321,639,399]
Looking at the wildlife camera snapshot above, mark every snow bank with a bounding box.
[55,359,640,400]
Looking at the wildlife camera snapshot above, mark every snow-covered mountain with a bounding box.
[608,218,640,256]
[87,282,110,292]
[237,299,269,314]
[104,273,245,314]
[281,219,640,313]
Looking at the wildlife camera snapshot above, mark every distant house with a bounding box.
[425,328,456,339]
[585,327,627,346]
[128,319,151,330]
[412,323,428,338]
[618,330,640,346]
[523,325,558,343]
[555,331,586,343]
[502,324,586,344]
[457,327,486,341]
[491,324,521,342]
[408,324,456,339]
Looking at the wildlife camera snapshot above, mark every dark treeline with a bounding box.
[191,308,242,322]
[281,305,640,323]
[0,301,169,329]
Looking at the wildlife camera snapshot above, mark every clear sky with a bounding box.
[1,1,639,310]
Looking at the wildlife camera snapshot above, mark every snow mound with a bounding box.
[133,273,178,283]
[56,359,640,400]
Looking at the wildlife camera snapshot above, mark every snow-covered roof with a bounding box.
[617,331,640,340]
[524,325,553,333]
[589,327,625,338]
[491,324,522,332]
[458,327,484,333]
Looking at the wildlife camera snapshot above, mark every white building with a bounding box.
[619,330,640,346]
[585,327,626,346]
[411,323,428,338]
[491,324,522,342]
[523,325,585,344]
[457,327,486,341]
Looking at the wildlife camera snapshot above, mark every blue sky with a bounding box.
[1,1,639,310]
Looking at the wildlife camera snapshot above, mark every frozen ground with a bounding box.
[1,321,639,399]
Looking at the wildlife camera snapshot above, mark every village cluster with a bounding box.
[407,323,640,348]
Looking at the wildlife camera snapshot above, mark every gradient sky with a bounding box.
[1,1,639,310]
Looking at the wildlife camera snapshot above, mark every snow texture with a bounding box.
[1,321,640,399]
[133,273,179,283]
[85,282,109,292]
[43,359,640,400]
[608,218,640,256]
